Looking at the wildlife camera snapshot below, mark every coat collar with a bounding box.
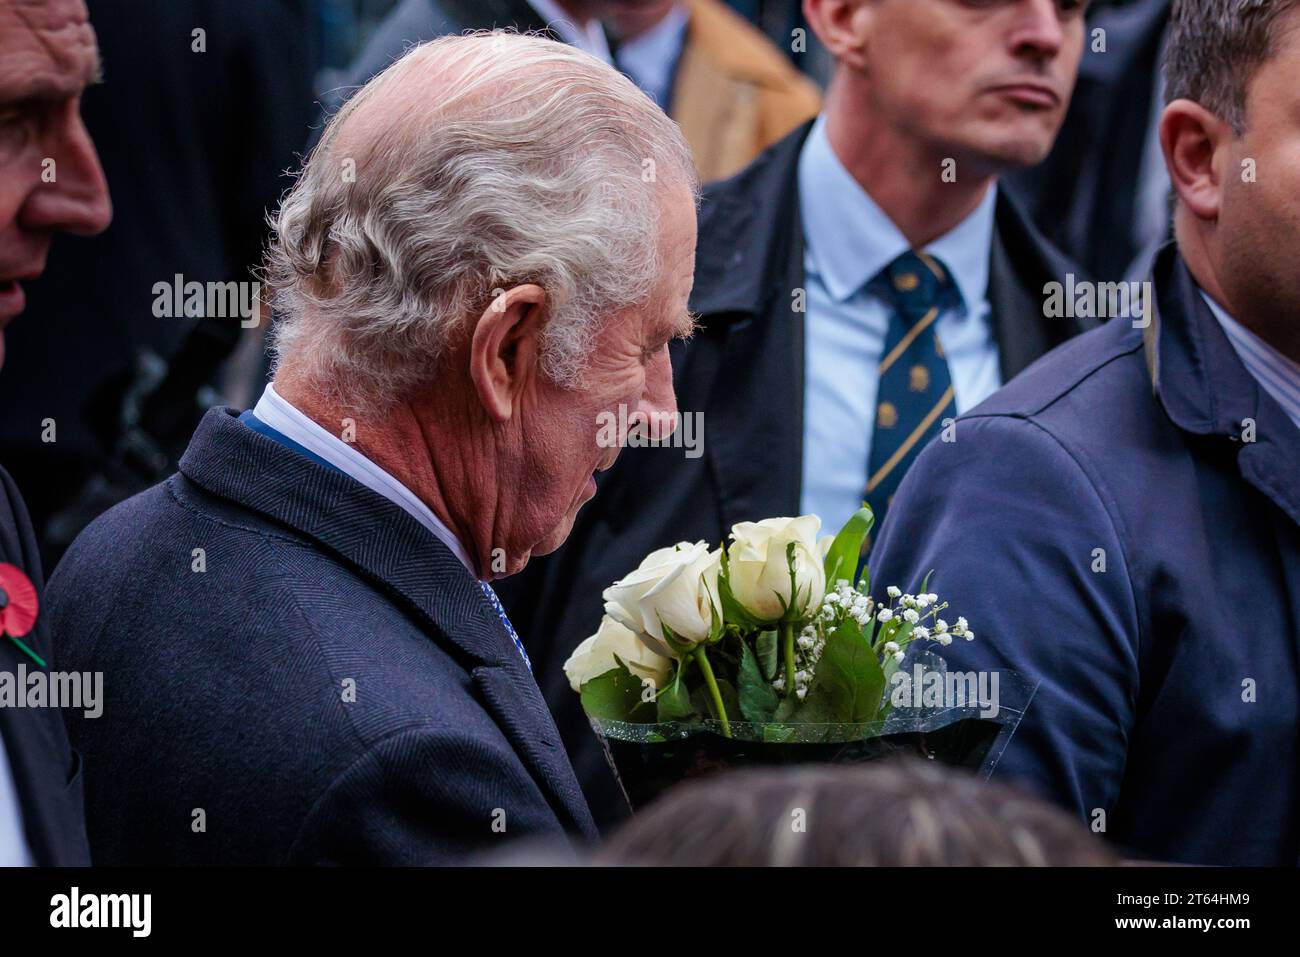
[1145,244,1300,526]
[178,409,597,836]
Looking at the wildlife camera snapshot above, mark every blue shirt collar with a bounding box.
[797,115,996,312]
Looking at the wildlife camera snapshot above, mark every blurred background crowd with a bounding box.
[3,0,1166,573]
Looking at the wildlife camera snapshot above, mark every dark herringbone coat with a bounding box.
[47,409,595,865]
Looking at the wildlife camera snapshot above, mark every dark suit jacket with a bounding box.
[46,409,596,865]
[498,121,1095,826]
[0,466,90,865]
[869,245,1300,866]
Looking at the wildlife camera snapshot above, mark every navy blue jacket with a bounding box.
[870,246,1300,865]
[0,466,90,865]
[46,409,596,865]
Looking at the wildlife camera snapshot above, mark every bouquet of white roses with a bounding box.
[564,506,973,738]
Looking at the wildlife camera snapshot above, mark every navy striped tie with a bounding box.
[864,251,959,534]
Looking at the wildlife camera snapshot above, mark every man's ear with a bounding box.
[804,0,871,71]
[1160,98,1232,223]
[469,283,547,423]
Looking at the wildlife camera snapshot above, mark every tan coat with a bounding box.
[670,0,823,182]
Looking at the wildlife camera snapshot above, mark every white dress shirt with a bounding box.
[0,731,33,866]
[797,116,1002,531]
[527,0,612,63]
[250,384,479,577]
[1201,292,1300,433]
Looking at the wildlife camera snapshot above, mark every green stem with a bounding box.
[7,635,45,669]
[781,620,796,697]
[694,645,731,738]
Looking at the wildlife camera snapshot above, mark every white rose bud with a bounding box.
[602,541,722,655]
[563,615,673,692]
[726,515,829,622]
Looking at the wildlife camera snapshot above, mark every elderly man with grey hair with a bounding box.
[47,32,698,865]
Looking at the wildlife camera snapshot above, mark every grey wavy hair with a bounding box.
[264,31,698,412]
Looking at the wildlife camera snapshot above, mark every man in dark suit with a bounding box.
[500,0,1096,825]
[870,0,1300,865]
[0,0,112,866]
[47,33,698,864]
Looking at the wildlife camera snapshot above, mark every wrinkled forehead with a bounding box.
[0,0,101,102]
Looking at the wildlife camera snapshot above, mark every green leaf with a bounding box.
[756,629,780,680]
[691,678,740,724]
[822,505,875,591]
[656,670,696,722]
[738,642,780,722]
[579,663,656,722]
[799,624,887,724]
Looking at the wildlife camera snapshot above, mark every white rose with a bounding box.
[602,541,722,655]
[726,515,831,622]
[563,615,673,692]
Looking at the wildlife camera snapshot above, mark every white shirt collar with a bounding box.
[1200,290,1300,432]
[797,115,997,312]
[527,0,612,63]
[251,383,479,577]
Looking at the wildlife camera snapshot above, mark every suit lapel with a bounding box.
[178,409,595,835]
[989,190,1095,381]
[694,127,810,532]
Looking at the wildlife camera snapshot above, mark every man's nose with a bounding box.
[637,352,679,442]
[1010,0,1067,60]
[21,104,112,237]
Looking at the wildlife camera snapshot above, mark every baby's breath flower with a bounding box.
[956,617,969,632]
[893,650,905,662]
[887,586,901,599]
[936,633,952,646]
[877,608,894,622]
[796,687,808,700]
[913,626,930,640]
[965,630,975,641]
[883,641,900,654]
[934,619,948,633]
[903,608,920,624]
[825,592,840,606]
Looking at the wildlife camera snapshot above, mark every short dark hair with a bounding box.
[595,759,1120,867]
[1165,0,1300,132]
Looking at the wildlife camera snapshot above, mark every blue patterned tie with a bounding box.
[480,581,531,670]
[864,251,959,533]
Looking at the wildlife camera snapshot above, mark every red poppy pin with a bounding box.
[0,563,45,667]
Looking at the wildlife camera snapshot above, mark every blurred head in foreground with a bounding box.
[597,760,1120,866]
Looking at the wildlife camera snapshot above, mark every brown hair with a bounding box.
[1165,0,1300,132]
[596,759,1119,866]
